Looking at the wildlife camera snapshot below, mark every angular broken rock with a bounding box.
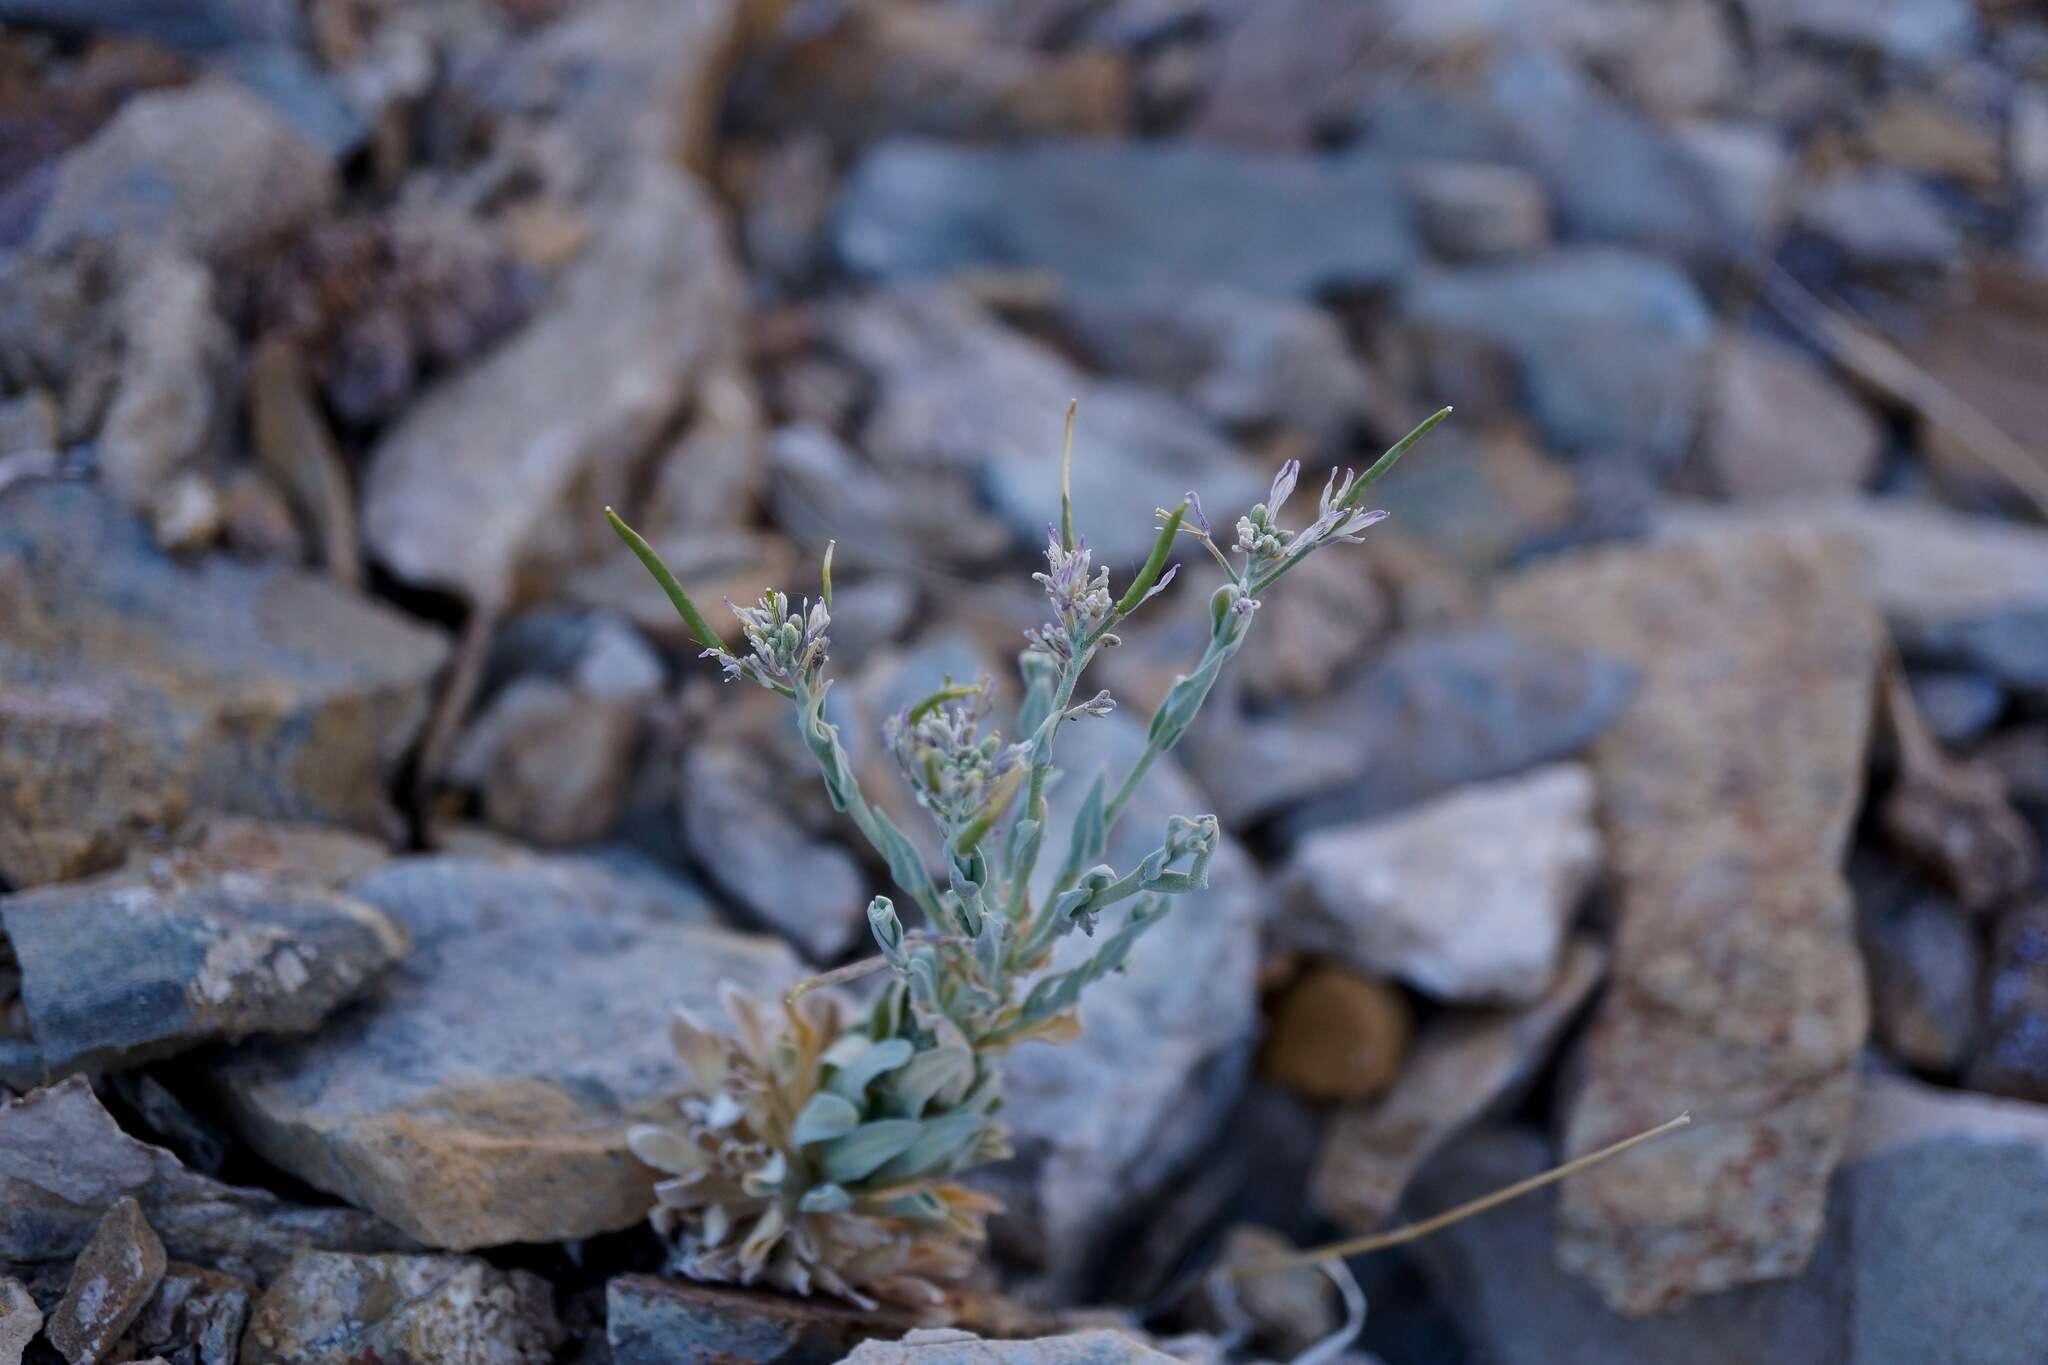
[1283,763,1602,1004]
[362,165,746,606]
[124,1261,251,1365]
[0,482,448,889]
[842,1328,1185,1364]
[48,1197,167,1365]
[207,853,804,1248]
[240,1252,560,1365]
[1497,525,1880,1313]
[1,861,407,1077]
[0,1276,43,1365]
[0,1078,411,1282]
[605,1276,914,1365]
[1311,937,1606,1233]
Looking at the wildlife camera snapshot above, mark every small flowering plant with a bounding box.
[605,406,1450,1314]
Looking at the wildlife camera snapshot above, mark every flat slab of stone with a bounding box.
[2,860,407,1077]
[207,853,803,1249]
[1497,524,1879,1313]
[606,1276,915,1365]
[836,139,1416,298]
[0,482,447,888]
[843,1327,1185,1364]
[0,1077,411,1283]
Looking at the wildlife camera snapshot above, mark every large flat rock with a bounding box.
[2,860,407,1079]
[836,139,1416,298]
[207,853,803,1249]
[0,483,447,889]
[1496,525,1879,1313]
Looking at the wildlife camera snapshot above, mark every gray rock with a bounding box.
[207,853,803,1248]
[362,166,745,605]
[1283,764,1602,1004]
[31,79,334,266]
[1704,331,1881,501]
[1404,1075,2048,1365]
[0,1275,44,1365]
[680,739,867,962]
[123,1261,250,1365]
[1054,286,1374,456]
[0,1077,411,1282]
[767,422,1012,572]
[1737,0,1976,66]
[1904,670,2004,748]
[0,0,298,52]
[47,1197,166,1365]
[1312,937,1605,1232]
[1858,890,1980,1073]
[991,716,1262,1285]
[1,859,407,1077]
[239,1252,559,1365]
[820,286,1267,566]
[0,482,448,889]
[1400,248,1712,463]
[1497,525,1881,1314]
[836,139,1416,298]
[451,612,663,847]
[1476,48,1729,260]
[1968,900,2048,1104]
[1270,625,1638,838]
[842,1327,1184,1364]
[1794,169,1963,270]
[1659,498,2048,693]
[605,1275,911,1365]
[1406,160,1551,260]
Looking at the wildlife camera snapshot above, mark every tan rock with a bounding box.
[1705,332,1881,501]
[1497,524,1880,1314]
[48,1198,167,1365]
[241,1252,558,1365]
[1260,963,1413,1104]
[0,1276,42,1365]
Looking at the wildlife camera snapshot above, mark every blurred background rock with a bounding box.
[2,0,2046,1360]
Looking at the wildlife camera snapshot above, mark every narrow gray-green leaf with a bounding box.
[879,1046,973,1119]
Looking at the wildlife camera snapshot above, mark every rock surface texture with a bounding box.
[0,483,447,888]
[239,1252,561,1365]
[1283,763,1602,1003]
[1496,525,1880,1313]
[206,853,803,1248]
[0,1078,411,1282]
